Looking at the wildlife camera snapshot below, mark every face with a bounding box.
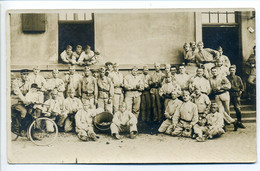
[132,69,137,76]
[69,68,75,75]
[69,91,75,98]
[21,74,28,81]
[119,105,126,112]
[211,105,218,113]
[31,88,37,93]
[107,64,113,71]
[100,70,105,77]
[154,65,160,71]
[166,76,172,83]
[179,66,185,74]
[229,68,236,75]
[190,42,196,50]
[184,44,190,51]
[85,70,91,77]
[196,68,204,77]
[52,72,58,78]
[33,68,40,75]
[217,60,223,67]
[114,65,119,72]
[85,48,91,54]
[165,67,170,73]
[93,72,99,78]
[182,92,190,102]
[171,92,178,100]
[211,68,218,77]
[83,104,90,111]
[171,68,177,75]
[218,50,223,56]
[76,47,82,54]
[66,48,73,55]
[197,43,203,50]
[143,69,149,75]
[52,94,58,100]
[194,89,201,97]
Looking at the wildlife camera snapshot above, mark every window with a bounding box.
[202,11,237,24]
[58,12,94,63]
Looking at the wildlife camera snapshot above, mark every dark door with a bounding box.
[202,26,241,75]
[58,22,94,63]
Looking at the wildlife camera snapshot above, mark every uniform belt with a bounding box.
[98,89,109,93]
[180,118,191,123]
[214,90,227,95]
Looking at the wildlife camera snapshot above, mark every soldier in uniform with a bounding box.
[176,64,191,91]
[165,64,171,75]
[60,45,74,64]
[227,65,245,130]
[140,65,152,122]
[45,69,65,105]
[217,46,231,68]
[27,66,46,91]
[189,67,211,95]
[75,101,103,141]
[72,45,83,64]
[124,66,143,119]
[150,62,165,122]
[78,45,96,66]
[109,63,124,113]
[195,41,219,78]
[215,59,229,77]
[158,91,182,135]
[105,61,114,77]
[79,67,98,110]
[183,42,197,75]
[110,102,138,140]
[92,69,99,79]
[171,91,198,137]
[11,69,31,135]
[97,67,114,113]
[64,65,82,98]
[63,88,83,132]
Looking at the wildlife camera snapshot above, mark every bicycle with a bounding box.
[11,103,59,146]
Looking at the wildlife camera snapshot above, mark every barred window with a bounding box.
[202,11,236,24]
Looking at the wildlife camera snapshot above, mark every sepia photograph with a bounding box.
[6,8,256,164]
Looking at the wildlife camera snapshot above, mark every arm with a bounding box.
[190,104,199,126]
[220,76,231,91]
[61,51,70,63]
[94,78,98,102]
[123,76,133,90]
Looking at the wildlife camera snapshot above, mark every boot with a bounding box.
[233,121,238,131]
[237,121,246,129]
[130,131,137,139]
[89,133,98,141]
[113,133,121,140]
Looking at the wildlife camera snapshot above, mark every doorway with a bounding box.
[202,26,241,75]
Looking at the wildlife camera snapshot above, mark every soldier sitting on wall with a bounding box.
[60,45,76,65]
[78,45,97,66]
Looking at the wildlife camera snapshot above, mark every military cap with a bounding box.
[132,66,138,71]
[190,41,196,46]
[20,69,29,74]
[52,68,59,74]
[31,83,39,89]
[105,62,113,66]
[170,66,177,71]
[99,67,106,72]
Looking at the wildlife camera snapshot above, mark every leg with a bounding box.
[140,93,146,121]
[105,99,113,113]
[125,95,133,113]
[145,91,152,122]
[113,94,120,113]
[45,117,55,132]
[64,117,73,132]
[110,123,120,135]
[232,95,242,122]
[215,95,225,114]
[158,119,172,133]
[132,96,141,119]
[220,92,230,115]
[193,124,203,138]
[57,112,68,128]
[155,90,162,121]
[98,98,105,111]
[151,94,158,122]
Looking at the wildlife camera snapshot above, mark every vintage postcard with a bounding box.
[6,8,256,164]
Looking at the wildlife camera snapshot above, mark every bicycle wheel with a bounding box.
[28,117,58,146]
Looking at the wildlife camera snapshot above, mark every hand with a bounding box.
[44,112,51,117]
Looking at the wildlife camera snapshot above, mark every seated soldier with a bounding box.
[60,45,74,64]
[206,103,225,139]
[110,102,138,140]
[75,101,103,141]
[171,91,198,137]
[78,45,96,66]
[158,91,182,135]
[42,90,63,132]
[63,88,83,132]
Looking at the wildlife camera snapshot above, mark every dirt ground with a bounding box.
[8,123,256,164]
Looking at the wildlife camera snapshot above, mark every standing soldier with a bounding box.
[150,62,165,122]
[97,67,114,113]
[140,65,152,122]
[189,67,211,95]
[124,66,144,119]
[171,91,198,137]
[27,66,46,91]
[45,69,65,105]
[227,65,245,130]
[195,41,219,78]
[105,61,114,76]
[176,64,191,91]
[63,88,83,132]
[64,65,82,98]
[215,59,229,77]
[109,63,124,113]
[165,64,171,75]
[92,69,99,80]
[183,42,197,75]
[79,67,98,110]
[11,69,31,135]
[209,67,231,115]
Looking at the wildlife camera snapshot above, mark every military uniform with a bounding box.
[97,75,114,113]
[27,73,46,91]
[159,82,181,109]
[184,49,198,75]
[78,50,96,66]
[123,73,143,119]
[158,98,182,134]
[110,110,138,135]
[79,75,98,109]
[189,75,211,95]
[72,51,82,64]
[150,70,165,122]
[176,73,191,90]
[109,70,124,113]
[206,111,225,138]
[60,50,74,64]
[64,72,82,97]
[140,72,152,122]
[63,96,83,132]
[45,74,65,105]
[171,100,198,137]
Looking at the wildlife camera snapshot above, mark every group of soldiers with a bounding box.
[11,41,253,142]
